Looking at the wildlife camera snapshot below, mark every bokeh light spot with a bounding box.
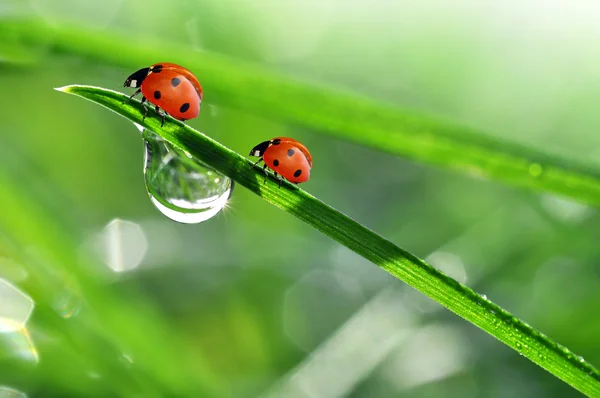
[540,194,589,223]
[100,219,148,273]
[426,251,468,284]
[0,279,34,333]
[0,386,27,398]
[383,324,472,390]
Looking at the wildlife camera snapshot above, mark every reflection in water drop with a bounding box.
[0,279,34,333]
[0,386,27,397]
[139,126,233,223]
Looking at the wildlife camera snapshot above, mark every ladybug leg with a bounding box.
[141,97,149,121]
[273,172,282,188]
[262,164,269,183]
[154,105,166,127]
[253,158,264,167]
[123,89,141,105]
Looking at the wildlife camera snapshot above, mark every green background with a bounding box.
[1,0,599,397]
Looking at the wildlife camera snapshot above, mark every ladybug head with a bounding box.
[249,140,271,157]
[124,67,151,88]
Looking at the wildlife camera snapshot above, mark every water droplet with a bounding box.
[529,163,543,177]
[139,127,233,224]
[52,291,82,319]
[578,356,585,362]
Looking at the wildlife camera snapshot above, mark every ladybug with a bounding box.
[123,62,203,126]
[249,137,312,186]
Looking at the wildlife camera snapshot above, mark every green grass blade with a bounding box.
[0,167,224,396]
[4,18,600,206]
[57,84,600,397]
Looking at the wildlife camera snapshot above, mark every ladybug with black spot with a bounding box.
[250,137,312,186]
[124,62,203,126]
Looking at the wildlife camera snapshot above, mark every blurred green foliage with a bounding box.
[1,1,600,397]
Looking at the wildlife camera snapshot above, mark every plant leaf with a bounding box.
[57,84,600,397]
[4,19,600,206]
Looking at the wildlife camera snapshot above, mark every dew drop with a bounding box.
[52,291,82,319]
[528,163,543,177]
[138,126,233,223]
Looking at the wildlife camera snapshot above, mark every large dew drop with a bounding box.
[137,126,233,223]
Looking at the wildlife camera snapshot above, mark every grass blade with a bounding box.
[57,84,600,397]
[4,18,600,206]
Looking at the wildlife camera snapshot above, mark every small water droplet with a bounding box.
[516,342,522,349]
[52,291,82,319]
[578,356,585,362]
[529,163,543,177]
[139,127,233,223]
[481,294,487,300]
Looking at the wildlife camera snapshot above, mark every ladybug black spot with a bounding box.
[171,77,181,87]
[273,159,280,167]
[180,103,190,113]
[153,90,161,100]
[272,139,281,145]
[294,169,302,177]
[287,148,295,157]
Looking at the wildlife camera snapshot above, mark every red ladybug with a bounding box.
[250,137,312,186]
[123,62,203,126]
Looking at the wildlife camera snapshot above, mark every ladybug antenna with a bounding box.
[249,141,270,157]
[124,67,151,88]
